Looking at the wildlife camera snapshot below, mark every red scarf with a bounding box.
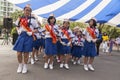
[45,24,57,44]
[77,36,81,42]
[86,27,96,39]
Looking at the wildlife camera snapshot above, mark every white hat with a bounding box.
[91,17,97,22]
[26,4,31,8]
[73,26,79,30]
[49,13,54,17]
[63,18,70,22]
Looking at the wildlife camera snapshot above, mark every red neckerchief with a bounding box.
[77,35,81,42]
[50,24,54,29]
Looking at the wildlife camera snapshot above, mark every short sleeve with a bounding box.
[83,29,87,36]
[31,19,39,28]
[15,18,20,27]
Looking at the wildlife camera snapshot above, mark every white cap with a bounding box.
[63,18,70,22]
[26,4,31,8]
[91,17,97,22]
[49,13,54,17]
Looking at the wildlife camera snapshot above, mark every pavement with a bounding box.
[0,40,120,80]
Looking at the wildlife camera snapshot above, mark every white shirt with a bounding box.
[72,36,84,46]
[116,37,120,44]
[34,27,45,39]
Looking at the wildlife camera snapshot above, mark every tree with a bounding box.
[10,10,23,22]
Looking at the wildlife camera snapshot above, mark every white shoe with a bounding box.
[35,56,39,61]
[64,64,69,69]
[57,59,61,63]
[31,58,35,64]
[77,60,81,64]
[22,64,27,74]
[88,64,95,71]
[71,59,74,62]
[84,65,88,71]
[60,63,64,68]
[49,64,53,70]
[73,61,76,65]
[17,64,23,73]
[44,63,48,69]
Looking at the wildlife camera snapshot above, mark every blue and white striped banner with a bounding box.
[7,0,120,27]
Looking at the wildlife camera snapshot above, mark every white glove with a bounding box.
[67,42,71,46]
[17,29,21,35]
[60,41,66,46]
[79,42,84,46]
[92,39,97,43]
[87,38,91,42]
[74,42,78,45]
[27,32,32,36]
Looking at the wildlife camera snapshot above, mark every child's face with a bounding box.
[63,21,69,28]
[76,31,81,36]
[89,20,94,26]
[50,18,55,24]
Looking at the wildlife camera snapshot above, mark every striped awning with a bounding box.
[7,0,120,27]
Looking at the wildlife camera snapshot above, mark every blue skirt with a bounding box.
[71,46,83,58]
[41,38,45,48]
[57,41,63,54]
[45,38,57,55]
[13,32,33,52]
[83,41,97,57]
[33,39,41,50]
[60,39,71,54]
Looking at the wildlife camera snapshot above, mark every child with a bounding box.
[59,20,74,69]
[83,19,99,71]
[13,5,39,73]
[102,33,109,53]
[31,27,45,64]
[109,38,114,55]
[72,30,84,65]
[44,15,59,70]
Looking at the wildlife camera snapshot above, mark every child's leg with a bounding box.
[88,57,95,71]
[84,57,88,65]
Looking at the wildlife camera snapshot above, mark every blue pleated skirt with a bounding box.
[71,46,83,58]
[45,38,57,55]
[33,39,41,50]
[57,41,63,54]
[13,32,33,52]
[83,41,97,57]
[41,38,45,48]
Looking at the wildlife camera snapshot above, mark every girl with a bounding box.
[59,20,74,69]
[44,15,59,69]
[13,5,38,73]
[31,27,44,64]
[108,38,115,55]
[83,19,99,71]
[102,33,109,53]
[72,30,84,65]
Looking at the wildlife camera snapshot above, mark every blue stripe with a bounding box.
[39,0,86,18]
[95,0,120,23]
[16,0,58,10]
[117,24,120,27]
[69,0,102,21]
